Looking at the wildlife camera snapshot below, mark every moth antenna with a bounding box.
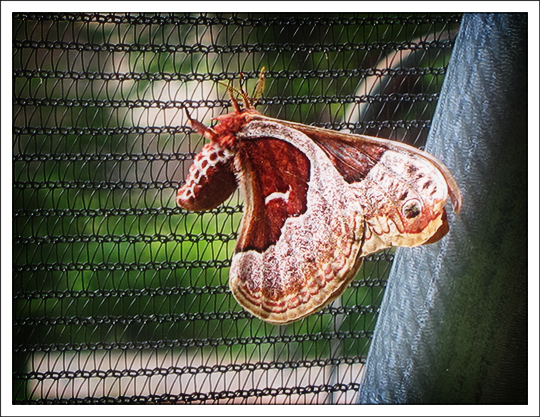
[237,71,254,110]
[218,80,243,113]
[238,71,246,91]
[229,84,243,113]
[251,67,266,106]
[217,70,265,112]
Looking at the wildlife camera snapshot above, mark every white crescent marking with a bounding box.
[264,187,291,205]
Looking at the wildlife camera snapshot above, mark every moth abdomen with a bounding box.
[176,142,237,211]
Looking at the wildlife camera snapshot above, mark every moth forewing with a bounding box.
[251,113,462,215]
[243,113,458,253]
[229,120,367,323]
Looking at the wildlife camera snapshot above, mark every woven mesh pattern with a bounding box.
[13,13,461,404]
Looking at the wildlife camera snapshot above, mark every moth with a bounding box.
[177,70,462,324]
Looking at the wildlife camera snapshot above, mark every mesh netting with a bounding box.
[13,12,461,404]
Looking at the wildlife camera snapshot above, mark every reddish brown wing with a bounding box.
[234,137,310,253]
[276,119,462,256]
[228,117,461,323]
[276,119,462,213]
[229,120,367,323]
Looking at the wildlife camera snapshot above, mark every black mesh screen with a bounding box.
[13,13,461,404]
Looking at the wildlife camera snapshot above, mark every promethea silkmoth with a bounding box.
[177,70,462,324]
